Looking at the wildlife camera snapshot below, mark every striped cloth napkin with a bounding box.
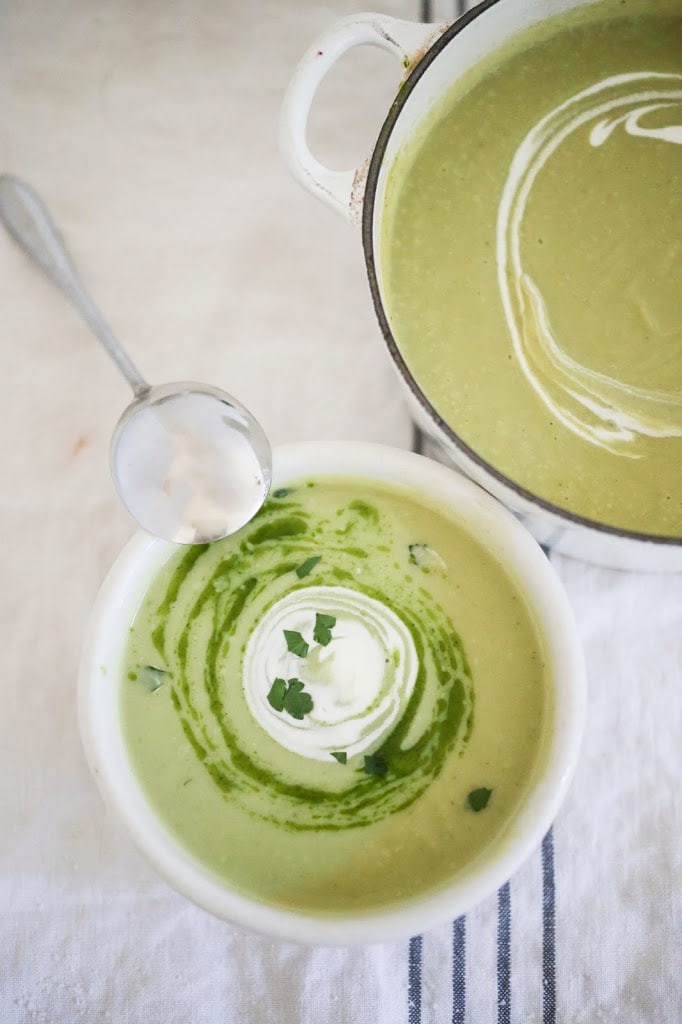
[3,435,679,1024]
[1,1,679,1021]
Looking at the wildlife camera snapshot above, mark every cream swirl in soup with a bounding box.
[498,72,682,455]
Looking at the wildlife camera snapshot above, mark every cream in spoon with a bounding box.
[112,385,269,544]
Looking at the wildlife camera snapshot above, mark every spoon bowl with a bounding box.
[0,174,272,544]
[111,381,271,544]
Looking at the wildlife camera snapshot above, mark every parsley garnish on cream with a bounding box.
[244,584,419,762]
[267,677,314,720]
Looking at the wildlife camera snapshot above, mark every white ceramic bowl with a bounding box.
[79,441,585,945]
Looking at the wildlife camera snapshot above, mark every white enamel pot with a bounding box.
[279,1,682,573]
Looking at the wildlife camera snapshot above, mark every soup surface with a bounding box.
[121,477,550,912]
[382,0,681,536]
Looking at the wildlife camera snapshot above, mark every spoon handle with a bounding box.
[0,174,149,397]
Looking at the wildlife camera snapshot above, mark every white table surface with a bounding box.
[1,2,680,1021]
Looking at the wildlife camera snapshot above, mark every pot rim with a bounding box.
[361,0,681,549]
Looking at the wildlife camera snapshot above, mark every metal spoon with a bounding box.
[0,174,272,544]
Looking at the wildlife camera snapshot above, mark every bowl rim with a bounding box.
[79,440,586,945]
[360,0,682,550]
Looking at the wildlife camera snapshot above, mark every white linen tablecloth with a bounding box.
[1,1,680,1020]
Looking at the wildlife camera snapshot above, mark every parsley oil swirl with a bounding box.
[121,479,549,912]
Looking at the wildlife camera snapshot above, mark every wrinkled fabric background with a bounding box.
[1,1,680,1021]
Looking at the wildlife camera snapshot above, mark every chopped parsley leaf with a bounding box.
[363,754,388,777]
[467,787,492,812]
[139,665,168,693]
[267,677,288,712]
[284,629,309,657]
[313,612,336,646]
[282,678,314,720]
[267,677,314,720]
[295,555,321,578]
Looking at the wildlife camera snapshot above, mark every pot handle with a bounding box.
[279,13,446,223]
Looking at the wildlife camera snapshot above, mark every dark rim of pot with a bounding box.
[361,0,680,548]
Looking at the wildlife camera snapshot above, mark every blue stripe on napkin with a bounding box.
[542,828,557,1023]
[497,882,512,1024]
[539,546,556,1020]
[452,914,466,1023]
[408,934,423,1023]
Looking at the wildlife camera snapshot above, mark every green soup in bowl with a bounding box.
[79,442,585,944]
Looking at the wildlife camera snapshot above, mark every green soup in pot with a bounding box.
[382,0,682,537]
[121,476,550,913]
